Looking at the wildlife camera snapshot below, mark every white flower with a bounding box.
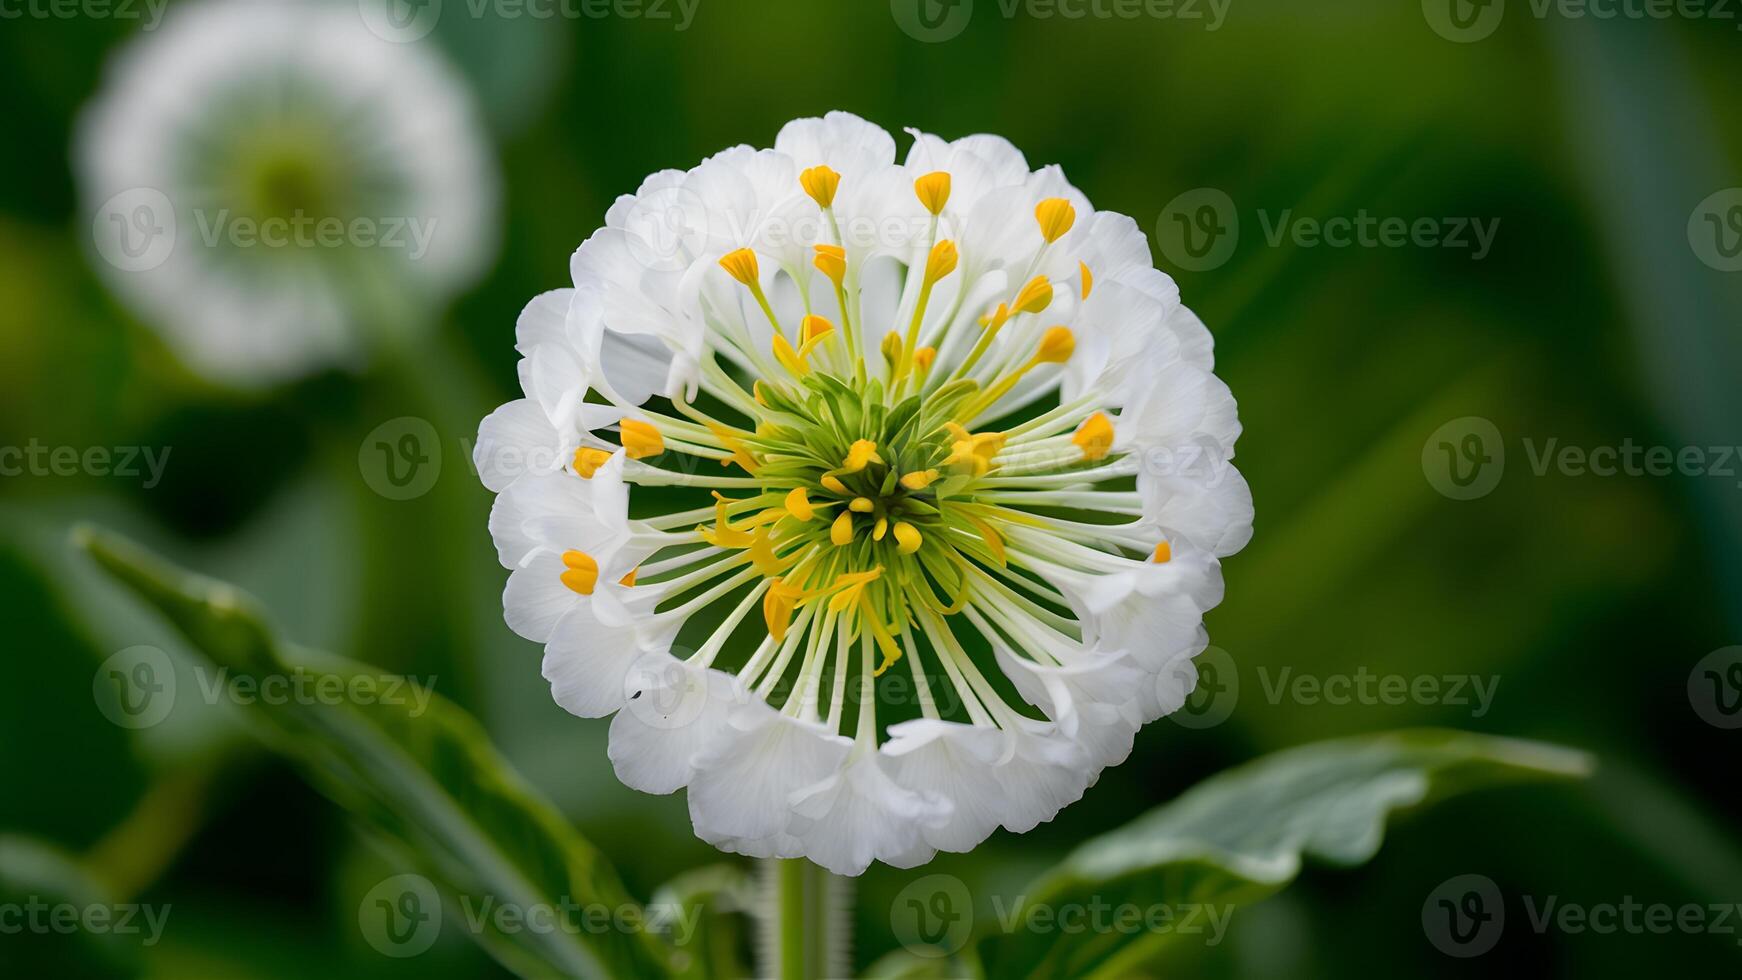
[477,112,1253,875]
[76,0,498,385]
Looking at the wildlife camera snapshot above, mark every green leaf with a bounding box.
[75,526,675,980]
[976,729,1593,980]
[0,836,140,979]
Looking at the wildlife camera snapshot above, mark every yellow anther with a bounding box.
[699,493,757,548]
[826,567,882,613]
[830,511,855,546]
[620,418,664,459]
[873,517,889,540]
[880,330,902,368]
[1035,197,1076,243]
[705,422,759,473]
[924,239,958,285]
[573,447,612,478]
[785,486,815,521]
[1012,276,1053,315]
[1073,412,1115,461]
[772,332,808,377]
[718,247,760,286]
[979,302,1011,332]
[966,516,1007,565]
[1079,261,1094,299]
[748,527,783,576]
[1034,326,1075,364]
[899,469,939,491]
[1152,540,1172,564]
[753,380,770,407]
[814,244,847,286]
[620,568,638,587]
[559,550,598,595]
[800,314,834,346]
[763,578,804,642]
[914,171,951,215]
[850,496,876,513]
[944,427,1005,477]
[800,165,841,208]
[892,521,923,555]
[841,439,883,473]
[913,346,936,375]
[821,475,849,495]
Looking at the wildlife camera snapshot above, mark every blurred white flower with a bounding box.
[77,0,499,385]
[476,111,1253,875]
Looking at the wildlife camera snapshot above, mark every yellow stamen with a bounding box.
[620,419,664,459]
[1012,276,1053,315]
[1073,412,1115,461]
[1035,197,1076,243]
[873,517,888,540]
[1079,261,1094,299]
[966,516,1007,565]
[573,447,612,478]
[1152,540,1172,563]
[772,332,808,377]
[800,314,834,346]
[559,550,598,595]
[924,239,958,285]
[1034,326,1075,364]
[620,568,638,587]
[821,475,849,495]
[747,527,783,576]
[841,439,883,473]
[826,568,881,613]
[799,165,841,208]
[899,469,939,491]
[914,171,951,215]
[913,346,936,375]
[814,244,847,286]
[892,521,922,555]
[705,422,759,472]
[785,486,815,521]
[830,511,855,546]
[718,247,759,286]
[699,494,757,548]
[850,496,876,513]
[763,578,804,642]
[880,331,902,370]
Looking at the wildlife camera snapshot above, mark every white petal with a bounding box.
[883,720,1010,853]
[541,600,647,718]
[789,749,948,876]
[474,398,562,493]
[687,706,851,842]
[608,660,737,793]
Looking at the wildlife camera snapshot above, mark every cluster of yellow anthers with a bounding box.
[558,164,1136,677]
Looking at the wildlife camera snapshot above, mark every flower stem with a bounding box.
[777,858,810,979]
[769,858,846,979]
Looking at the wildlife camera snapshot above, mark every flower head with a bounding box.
[477,111,1253,875]
[77,0,499,385]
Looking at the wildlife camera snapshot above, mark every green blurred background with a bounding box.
[3,0,1741,976]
